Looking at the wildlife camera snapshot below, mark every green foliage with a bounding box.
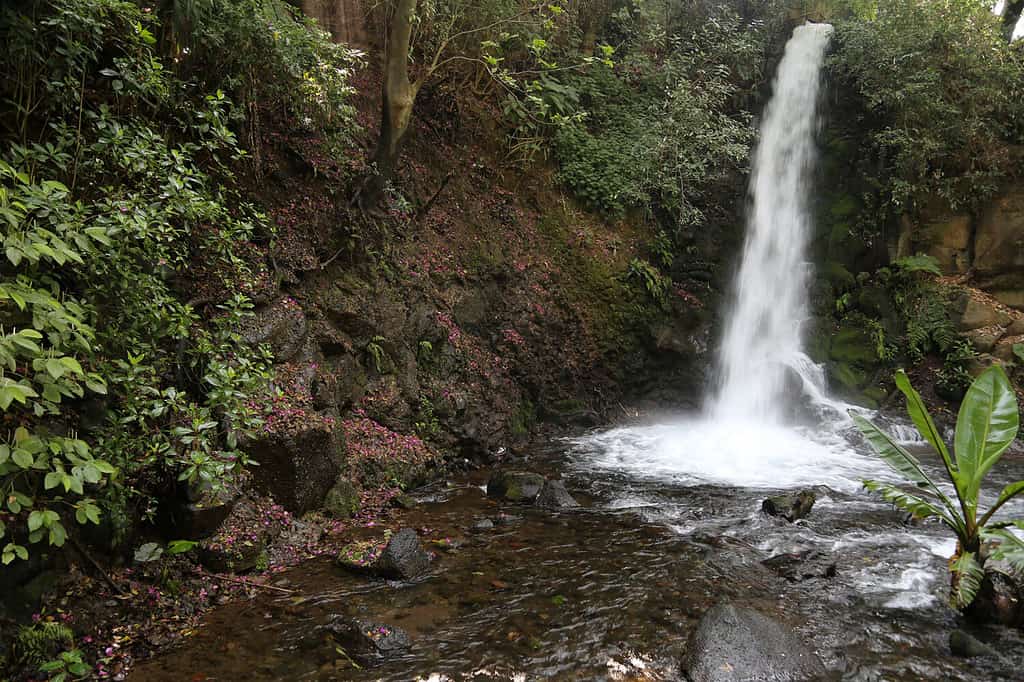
[13,621,74,668]
[855,366,1024,610]
[829,1,1024,218]
[414,395,441,440]
[366,336,389,374]
[547,5,764,231]
[0,0,357,562]
[625,258,670,304]
[893,253,942,276]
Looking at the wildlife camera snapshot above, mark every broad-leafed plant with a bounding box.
[853,365,1024,610]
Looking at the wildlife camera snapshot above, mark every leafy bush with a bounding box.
[0,0,356,562]
[854,367,1024,610]
[829,1,1024,217]
[550,6,762,230]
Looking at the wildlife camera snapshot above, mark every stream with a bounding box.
[129,418,1024,681]
[130,21,1024,681]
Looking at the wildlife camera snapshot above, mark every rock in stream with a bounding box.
[682,602,827,681]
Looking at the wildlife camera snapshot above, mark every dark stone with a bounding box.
[338,528,430,581]
[322,616,411,665]
[241,297,309,363]
[762,490,816,522]
[161,481,238,540]
[682,603,827,682]
[967,562,1024,627]
[535,480,580,509]
[323,477,360,518]
[487,470,545,502]
[762,549,836,582]
[949,630,996,658]
[248,422,341,514]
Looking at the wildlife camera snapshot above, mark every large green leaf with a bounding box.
[949,551,984,611]
[979,480,1024,527]
[954,365,1019,505]
[894,369,956,479]
[983,522,1024,569]
[854,413,966,534]
[863,480,964,535]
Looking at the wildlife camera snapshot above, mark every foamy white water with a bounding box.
[574,24,860,492]
[713,23,834,422]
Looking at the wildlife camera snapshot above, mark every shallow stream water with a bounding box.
[131,418,1024,681]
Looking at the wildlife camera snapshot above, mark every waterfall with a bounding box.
[712,23,834,423]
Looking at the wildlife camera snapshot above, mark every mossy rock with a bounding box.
[820,261,855,290]
[829,327,877,365]
[323,477,360,518]
[487,470,546,502]
[828,361,868,392]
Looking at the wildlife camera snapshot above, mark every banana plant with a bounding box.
[853,365,1024,610]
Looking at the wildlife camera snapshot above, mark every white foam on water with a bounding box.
[574,419,891,493]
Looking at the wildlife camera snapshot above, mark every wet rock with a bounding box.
[337,528,430,580]
[967,562,1024,627]
[682,603,827,682]
[167,481,238,539]
[487,470,545,502]
[949,630,996,658]
[391,494,418,510]
[534,480,580,509]
[761,549,836,582]
[323,476,360,518]
[322,616,411,665]
[248,422,341,514]
[762,490,816,522]
[471,518,494,532]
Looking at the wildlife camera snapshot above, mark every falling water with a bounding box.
[712,23,834,422]
[572,24,900,492]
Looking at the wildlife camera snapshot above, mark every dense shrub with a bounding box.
[0,0,358,563]
[829,0,1024,217]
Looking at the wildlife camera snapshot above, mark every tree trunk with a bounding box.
[363,0,418,209]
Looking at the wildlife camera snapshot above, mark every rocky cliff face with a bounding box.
[902,186,1024,310]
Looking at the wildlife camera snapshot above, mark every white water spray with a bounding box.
[572,24,898,491]
[713,23,833,422]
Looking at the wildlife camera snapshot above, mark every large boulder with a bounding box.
[337,528,431,581]
[535,480,580,509]
[248,421,341,514]
[955,294,1011,331]
[323,476,360,518]
[682,603,827,682]
[486,470,546,502]
[975,189,1024,309]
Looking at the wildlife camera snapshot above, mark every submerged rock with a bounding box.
[471,518,495,532]
[322,615,411,664]
[762,490,816,522]
[761,549,836,582]
[534,480,580,509]
[486,470,545,502]
[949,630,996,658]
[682,603,826,682]
[337,528,431,580]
